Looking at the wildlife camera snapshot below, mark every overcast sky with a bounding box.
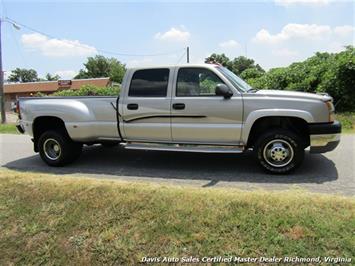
[2,0,354,79]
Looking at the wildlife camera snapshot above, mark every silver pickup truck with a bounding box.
[17,64,341,173]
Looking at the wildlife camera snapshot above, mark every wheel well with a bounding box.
[32,116,69,152]
[246,116,310,148]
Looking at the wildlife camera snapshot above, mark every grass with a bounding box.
[336,112,355,134]
[0,123,18,134]
[0,169,354,265]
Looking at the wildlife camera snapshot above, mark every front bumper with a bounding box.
[309,121,341,153]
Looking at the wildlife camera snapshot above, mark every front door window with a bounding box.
[176,68,225,97]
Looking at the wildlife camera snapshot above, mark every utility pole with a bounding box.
[186,46,189,63]
[0,18,6,124]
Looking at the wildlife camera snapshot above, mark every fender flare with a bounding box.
[242,109,314,144]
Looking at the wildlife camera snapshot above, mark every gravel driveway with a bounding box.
[1,134,354,196]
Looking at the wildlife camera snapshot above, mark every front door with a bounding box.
[121,68,172,142]
[171,67,243,145]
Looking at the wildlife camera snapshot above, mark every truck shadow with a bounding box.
[4,145,338,185]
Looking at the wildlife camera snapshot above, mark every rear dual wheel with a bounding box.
[255,129,305,174]
[38,130,82,166]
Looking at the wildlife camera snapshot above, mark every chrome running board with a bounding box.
[122,142,244,153]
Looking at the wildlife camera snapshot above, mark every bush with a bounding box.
[51,85,120,97]
[336,112,355,130]
[246,46,355,111]
[240,68,264,80]
[33,92,47,97]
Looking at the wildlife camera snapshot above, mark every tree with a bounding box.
[75,55,126,83]
[45,73,60,81]
[318,46,355,111]
[231,56,264,75]
[205,54,265,75]
[240,68,264,80]
[246,46,355,111]
[8,68,39,83]
[205,53,232,69]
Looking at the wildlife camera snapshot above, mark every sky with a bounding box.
[1,0,354,79]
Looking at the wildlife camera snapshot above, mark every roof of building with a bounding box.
[4,77,111,94]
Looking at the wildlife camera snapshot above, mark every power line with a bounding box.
[9,23,28,68]
[5,17,185,57]
[176,49,187,64]
[95,47,185,57]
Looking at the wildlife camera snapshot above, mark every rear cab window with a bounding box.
[129,68,170,97]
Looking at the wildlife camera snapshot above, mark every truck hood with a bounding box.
[255,89,332,102]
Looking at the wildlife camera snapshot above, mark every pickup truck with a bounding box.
[17,64,341,174]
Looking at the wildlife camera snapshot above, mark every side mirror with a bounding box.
[215,84,233,99]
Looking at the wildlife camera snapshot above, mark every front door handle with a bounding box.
[172,103,185,110]
[127,103,139,110]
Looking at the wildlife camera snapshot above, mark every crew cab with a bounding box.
[16,64,341,173]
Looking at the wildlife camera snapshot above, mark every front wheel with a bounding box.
[255,129,305,174]
[38,130,82,166]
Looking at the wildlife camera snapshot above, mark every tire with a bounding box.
[38,130,82,166]
[254,129,304,174]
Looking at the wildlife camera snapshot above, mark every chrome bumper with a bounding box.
[310,133,340,153]
[309,121,341,153]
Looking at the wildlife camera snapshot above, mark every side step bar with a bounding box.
[122,142,244,153]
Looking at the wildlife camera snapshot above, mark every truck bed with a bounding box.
[19,96,120,142]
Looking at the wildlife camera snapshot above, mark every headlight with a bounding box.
[325,101,335,122]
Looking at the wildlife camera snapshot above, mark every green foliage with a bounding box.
[200,78,217,94]
[240,67,264,80]
[318,47,355,111]
[336,112,355,132]
[8,68,39,83]
[45,73,60,81]
[75,55,126,83]
[206,47,355,111]
[205,54,265,75]
[205,53,232,69]
[231,56,264,75]
[52,85,120,97]
[248,67,292,90]
[246,46,355,111]
[33,92,47,97]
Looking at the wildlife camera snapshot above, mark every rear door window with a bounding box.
[129,69,170,97]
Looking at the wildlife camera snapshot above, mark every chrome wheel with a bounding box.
[43,138,62,160]
[263,139,294,168]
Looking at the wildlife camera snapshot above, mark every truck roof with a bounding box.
[127,63,221,71]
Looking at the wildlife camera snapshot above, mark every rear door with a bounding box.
[171,67,243,144]
[121,68,172,142]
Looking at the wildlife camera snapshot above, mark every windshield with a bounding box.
[216,66,252,93]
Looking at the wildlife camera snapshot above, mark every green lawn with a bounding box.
[0,169,354,265]
[0,123,18,134]
[336,112,355,134]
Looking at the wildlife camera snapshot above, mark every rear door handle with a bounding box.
[127,103,139,110]
[172,103,185,110]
